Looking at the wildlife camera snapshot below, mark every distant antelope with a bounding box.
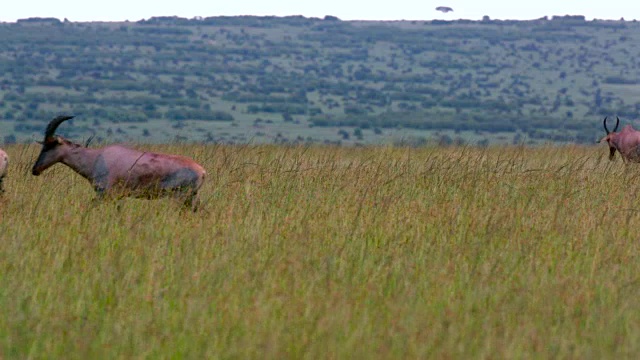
[598,116,640,163]
[31,115,206,211]
[0,148,7,193]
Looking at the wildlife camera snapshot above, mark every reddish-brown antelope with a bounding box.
[598,116,640,163]
[0,148,8,193]
[31,115,206,211]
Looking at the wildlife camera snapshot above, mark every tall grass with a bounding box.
[0,143,639,358]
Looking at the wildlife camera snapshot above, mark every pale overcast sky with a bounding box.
[1,0,637,23]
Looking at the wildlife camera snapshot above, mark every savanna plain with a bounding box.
[1,143,639,358]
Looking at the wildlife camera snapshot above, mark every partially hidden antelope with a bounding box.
[0,148,8,193]
[598,116,640,163]
[31,115,206,211]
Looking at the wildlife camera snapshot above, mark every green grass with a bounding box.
[1,143,639,358]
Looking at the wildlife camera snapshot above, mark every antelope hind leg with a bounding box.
[176,190,200,213]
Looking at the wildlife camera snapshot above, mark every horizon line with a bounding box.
[0,14,636,24]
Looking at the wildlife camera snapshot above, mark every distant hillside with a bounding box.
[0,15,639,145]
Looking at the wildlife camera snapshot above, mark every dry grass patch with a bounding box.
[0,143,639,358]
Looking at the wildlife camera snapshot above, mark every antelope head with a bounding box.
[32,115,75,176]
[598,116,620,161]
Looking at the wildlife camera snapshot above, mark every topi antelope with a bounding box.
[598,116,640,163]
[31,115,206,211]
[0,148,7,193]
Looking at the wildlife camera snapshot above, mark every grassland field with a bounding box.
[1,142,640,358]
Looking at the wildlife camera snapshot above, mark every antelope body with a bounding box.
[0,148,7,193]
[32,115,206,210]
[599,117,640,163]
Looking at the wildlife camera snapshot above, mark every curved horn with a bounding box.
[603,117,610,134]
[84,134,95,147]
[614,116,620,132]
[44,115,74,139]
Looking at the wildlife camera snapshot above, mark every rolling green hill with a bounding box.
[1,15,639,145]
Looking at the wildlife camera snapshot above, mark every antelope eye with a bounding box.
[43,141,58,149]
